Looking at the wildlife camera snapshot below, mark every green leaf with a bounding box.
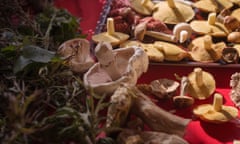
[22,45,56,63]
[13,56,32,74]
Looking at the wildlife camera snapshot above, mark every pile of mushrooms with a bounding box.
[83,41,149,95]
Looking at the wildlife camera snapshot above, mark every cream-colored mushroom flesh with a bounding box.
[153,0,195,24]
[187,67,216,100]
[193,93,238,123]
[129,0,155,16]
[193,0,233,13]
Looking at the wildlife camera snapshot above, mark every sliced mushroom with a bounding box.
[150,78,180,99]
[193,93,238,123]
[187,67,216,100]
[57,38,95,73]
[188,35,226,63]
[173,76,194,108]
[153,0,195,24]
[190,12,229,37]
[83,42,149,95]
[135,20,192,43]
[129,0,155,16]
[154,41,189,62]
[92,18,129,46]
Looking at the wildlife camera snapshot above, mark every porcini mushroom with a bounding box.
[190,12,229,37]
[173,76,194,108]
[92,18,129,46]
[193,0,233,13]
[188,35,226,63]
[83,42,148,95]
[152,0,195,24]
[154,41,189,62]
[129,0,155,16]
[57,38,95,73]
[193,93,238,123]
[187,67,216,100]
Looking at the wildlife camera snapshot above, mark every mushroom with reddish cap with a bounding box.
[135,21,192,43]
[187,67,216,100]
[193,93,238,123]
[83,42,149,95]
[57,38,95,73]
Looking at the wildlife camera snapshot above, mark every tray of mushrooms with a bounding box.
[92,0,240,67]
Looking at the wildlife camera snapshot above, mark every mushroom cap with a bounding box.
[150,78,180,99]
[193,0,233,13]
[83,46,149,95]
[92,32,129,47]
[129,0,155,16]
[154,41,189,61]
[152,1,195,24]
[173,95,194,108]
[231,8,240,22]
[228,32,240,43]
[190,20,229,37]
[57,38,95,73]
[188,35,226,63]
[193,104,238,123]
[221,47,239,64]
[187,68,216,100]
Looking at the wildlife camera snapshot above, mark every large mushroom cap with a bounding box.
[152,0,195,24]
[83,43,149,95]
[193,0,233,13]
[57,38,95,73]
[187,67,216,100]
[193,93,238,123]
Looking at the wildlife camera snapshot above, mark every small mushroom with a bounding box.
[154,41,189,62]
[173,76,194,108]
[190,12,229,37]
[129,0,155,16]
[92,18,129,46]
[193,0,233,13]
[221,47,239,64]
[228,32,240,43]
[193,93,238,123]
[152,0,195,24]
[187,67,216,100]
[188,35,226,62]
[57,38,95,73]
[150,78,180,99]
[135,21,192,43]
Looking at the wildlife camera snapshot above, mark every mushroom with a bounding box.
[190,12,229,37]
[173,76,194,108]
[187,67,216,100]
[57,38,95,73]
[134,20,192,43]
[152,0,195,24]
[83,42,149,95]
[193,0,233,13]
[188,35,226,63]
[129,0,155,16]
[193,93,238,123]
[120,40,165,62]
[231,8,240,22]
[154,41,189,62]
[221,47,239,64]
[228,32,240,43]
[92,18,129,46]
[230,72,240,108]
[223,16,240,32]
[150,78,180,99]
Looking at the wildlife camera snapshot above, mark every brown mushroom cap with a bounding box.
[193,93,238,123]
[173,96,194,108]
[221,47,239,64]
[187,67,216,100]
[152,1,195,24]
[188,35,226,63]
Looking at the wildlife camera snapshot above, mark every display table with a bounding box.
[54,0,240,143]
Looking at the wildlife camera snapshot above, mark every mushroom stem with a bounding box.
[204,35,219,61]
[180,76,188,96]
[145,31,176,42]
[107,18,115,35]
[208,13,216,25]
[194,68,204,87]
[167,0,176,8]
[95,42,122,81]
[179,30,188,43]
[213,93,223,111]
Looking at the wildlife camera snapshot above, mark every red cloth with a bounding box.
[54,1,240,143]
